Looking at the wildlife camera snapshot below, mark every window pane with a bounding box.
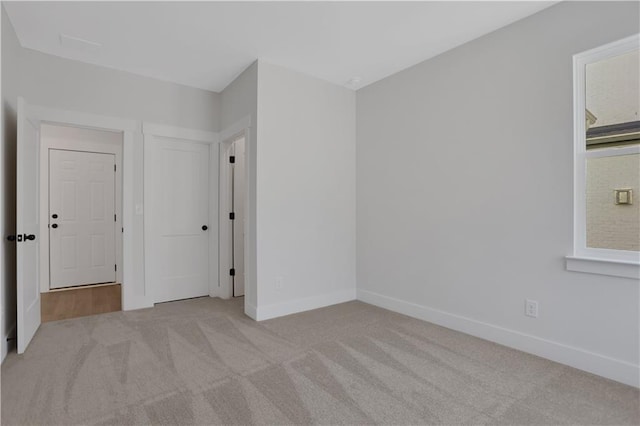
[586,153,640,251]
[585,49,639,149]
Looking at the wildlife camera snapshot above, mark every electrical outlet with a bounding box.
[525,299,539,318]
[275,276,284,290]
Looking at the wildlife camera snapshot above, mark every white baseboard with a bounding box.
[245,302,258,320]
[122,294,153,311]
[2,322,16,364]
[255,288,356,321]
[357,289,639,388]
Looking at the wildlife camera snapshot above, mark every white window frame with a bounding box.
[567,34,640,279]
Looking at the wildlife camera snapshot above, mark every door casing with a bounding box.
[219,128,250,300]
[27,103,137,311]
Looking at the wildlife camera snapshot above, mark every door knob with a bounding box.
[52,214,58,219]
[51,224,58,229]
[23,234,36,241]
[202,225,208,231]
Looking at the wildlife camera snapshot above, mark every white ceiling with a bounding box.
[4,1,556,92]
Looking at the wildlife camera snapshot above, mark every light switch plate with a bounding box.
[614,189,632,205]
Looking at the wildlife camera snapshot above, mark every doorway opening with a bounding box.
[39,124,123,321]
[220,133,246,298]
[16,99,137,354]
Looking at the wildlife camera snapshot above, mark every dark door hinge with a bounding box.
[114,164,116,172]
[229,212,235,220]
[115,264,117,272]
[230,155,235,164]
[230,268,236,276]
[114,214,117,222]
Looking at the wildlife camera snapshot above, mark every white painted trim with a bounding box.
[357,289,640,388]
[30,105,137,132]
[218,139,235,300]
[255,289,356,321]
[1,322,16,364]
[142,122,219,144]
[208,140,220,298]
[120,131,148,311]
[245,302,257,321]
[219,116,252,142]
[572,34,640,265]
[566,256,640,279]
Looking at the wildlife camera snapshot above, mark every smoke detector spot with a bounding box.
[346,76,362,87]
[59,33,102,52]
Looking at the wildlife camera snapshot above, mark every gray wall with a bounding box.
[255,62,356,319]
[1,6,220,360]
[356,1,639,385]
[8,18,221,130]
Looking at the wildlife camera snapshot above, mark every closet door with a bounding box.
[145,135,210,303]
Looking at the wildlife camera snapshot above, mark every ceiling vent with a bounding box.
[59,33,102,52]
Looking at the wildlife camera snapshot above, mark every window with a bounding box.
[568,34,640,279]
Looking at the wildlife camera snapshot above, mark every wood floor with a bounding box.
[41,283,121,322]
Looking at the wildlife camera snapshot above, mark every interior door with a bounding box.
[16,97,41,354]
[146,136,210,303]
[232,138,245,297]
[49,149,116,289]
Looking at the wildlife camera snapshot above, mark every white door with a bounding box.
[232,138,245,297]
[146,136,210,303]
[49,149,116,289]
[17,98,41,354]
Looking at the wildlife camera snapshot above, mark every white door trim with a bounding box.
[142,122,218,144]
[25,103,139,310]
[142,122,220,300]
[218,139,235,299]
[30,106,137,132]
[40,127,123,292]
[219,115,252,142]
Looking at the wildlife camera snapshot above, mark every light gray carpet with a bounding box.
[1,297,638,425]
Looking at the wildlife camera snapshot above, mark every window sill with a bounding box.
[566,256,640,279]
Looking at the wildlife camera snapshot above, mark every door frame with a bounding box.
[142,122,219,302]
[40,126,123,292]
[27,104,137,309]
[219,132,246,299]
[219,116,251,301]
